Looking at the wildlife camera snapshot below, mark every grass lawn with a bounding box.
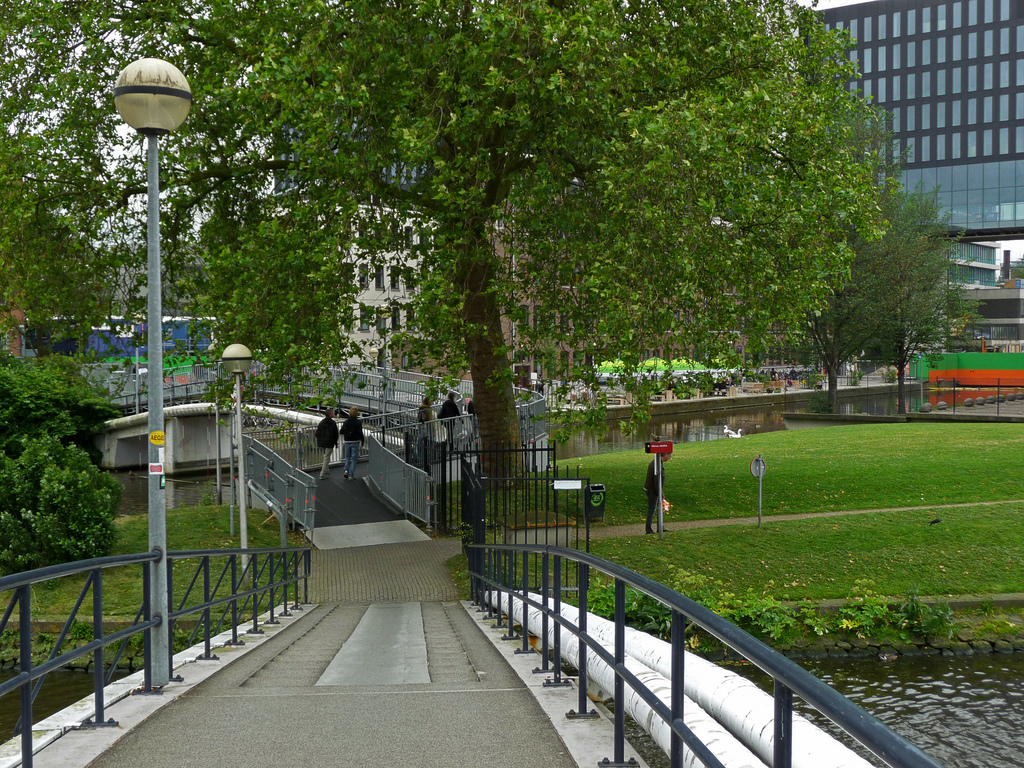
[22,504,306,620]
[567,422,1024,526]
[589,502,1024,602]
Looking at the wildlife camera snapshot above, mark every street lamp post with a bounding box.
[222,344,253,563]
[114,58,191,689]
[369,346,388,416]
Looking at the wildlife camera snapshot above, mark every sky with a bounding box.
[801,0,1024,264]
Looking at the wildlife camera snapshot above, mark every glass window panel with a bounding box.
[969,32,978,59]
[923,38,931,65]
[1018,60,1024,86]
[908,9,916,35]
[1001,127,1010,154]
[908,105,916,131]
[878,77,887,102]
[1001,93,1010,120]
[1005,160,1019,187]
[983,163,998,190]
[1017,92,1024,119]
[953,132,963,159]
[893,11,901,37]
[893,139,901,160]
[908,72,916,98]
[893,74,901,100]
[938,37,946,63]
[878,46,887,70]
[984,96,993,122]
[850,18,858,39]
[864,15,873,41]
[968,97,978,123]
[863,49,872,74]
[878,14,887,39]
[937,135,947,160]
[893,106,901,132]
[908,41,916,67]
[922,135,931,162]
[953,34,962,60]
[968,131,978,157]
[922,103,931,129]
[894,43,901,68]
[938,101,947,127]
[968,64,978,91]
[1002,27,1011,54]
[969,0,978,26]
[1001,61,1010,88]
[1002,0,1010,22]
[921,167,937,191]
[863,79,873,99]
[923,70,931,97]
[953,67,962,93]
[953,163,969,190]
[937,166,954,192]
[1018,25,1024,52]
[954,2,962,28]
[1018,126,1024,151]
[984,62,993,89]
[953,100,962,125]
[985,30,994,56]
[984,129,993,156]
[923,7,931,33]
[938,69,947,95]
[985,0,994,23]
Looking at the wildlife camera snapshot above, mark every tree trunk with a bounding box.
[460,238,520,457]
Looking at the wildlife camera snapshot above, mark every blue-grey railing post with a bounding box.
[671,609,686,768]
[568,561,596,718]
[228,554,240,646]
[303,548,310,605]
[291,551,301,610]
[200,556,214,659]
[495,549,506,630]
[551,554,564,685]
[92,567,107,725]
[266,552,279,625]
[485,549,495,619]
[19,585,33,768]
[774,680,794,768]
[142,562,153,691]
[278,550,292,617]
[538,552,550,672]
[166,555,175,681]
[517,551,530,655]
[250,554,261,635]
[613,578,626,764]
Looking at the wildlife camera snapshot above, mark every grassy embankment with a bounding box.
[569,422,1024,603]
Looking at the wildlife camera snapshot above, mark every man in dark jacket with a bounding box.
[339,407,364,480]
[316,408,339,480]
[438,392,460,420]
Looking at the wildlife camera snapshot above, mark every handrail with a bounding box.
[468,543,944,768]
[0,545,311,768]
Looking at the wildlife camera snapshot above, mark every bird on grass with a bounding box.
[930,519,942,525]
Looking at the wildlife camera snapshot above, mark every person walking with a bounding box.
[417,397,436,471]
[340,406,364,480]
[438,391,460,420]
[315,408,339,480]
[644,453,671,534]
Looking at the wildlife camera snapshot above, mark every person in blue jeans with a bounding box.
[340,406,364,480]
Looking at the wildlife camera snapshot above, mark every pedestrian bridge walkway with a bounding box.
[19,466,638,768]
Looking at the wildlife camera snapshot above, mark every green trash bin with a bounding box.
[585,483,606,521]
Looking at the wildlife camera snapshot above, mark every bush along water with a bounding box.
[586,572,1024,661]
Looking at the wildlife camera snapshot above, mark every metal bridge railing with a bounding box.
[243,436,317,534]
[468,544,944,768]
[366,434,434,526]
[0,545,311,768]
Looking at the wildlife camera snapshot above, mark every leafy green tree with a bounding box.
[0,435,121,574]
[862,188,976,413]
[0,354,121,459]
[0,0,882,445]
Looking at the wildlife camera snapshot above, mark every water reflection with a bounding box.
[557,392,907,459]
[0,668,130,741]
[112,470,219,516]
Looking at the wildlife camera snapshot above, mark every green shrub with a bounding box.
[0,435,121,574]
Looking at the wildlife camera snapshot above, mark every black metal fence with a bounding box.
[0,545,310,768]
[468,543,945,768]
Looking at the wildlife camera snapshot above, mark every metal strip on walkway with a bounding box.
[315,602,430,686]
[310,520,429,549]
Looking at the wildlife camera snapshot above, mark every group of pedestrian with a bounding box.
[316,406,364,481]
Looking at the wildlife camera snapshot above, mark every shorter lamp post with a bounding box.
[369,346,389,416]
[222,344,253,561]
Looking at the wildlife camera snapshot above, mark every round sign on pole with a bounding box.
[750,455,766,478]
[150,430,166,447]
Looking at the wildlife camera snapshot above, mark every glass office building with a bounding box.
[821,0,1024,237]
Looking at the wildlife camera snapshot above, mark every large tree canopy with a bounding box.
[1,0,881,443]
